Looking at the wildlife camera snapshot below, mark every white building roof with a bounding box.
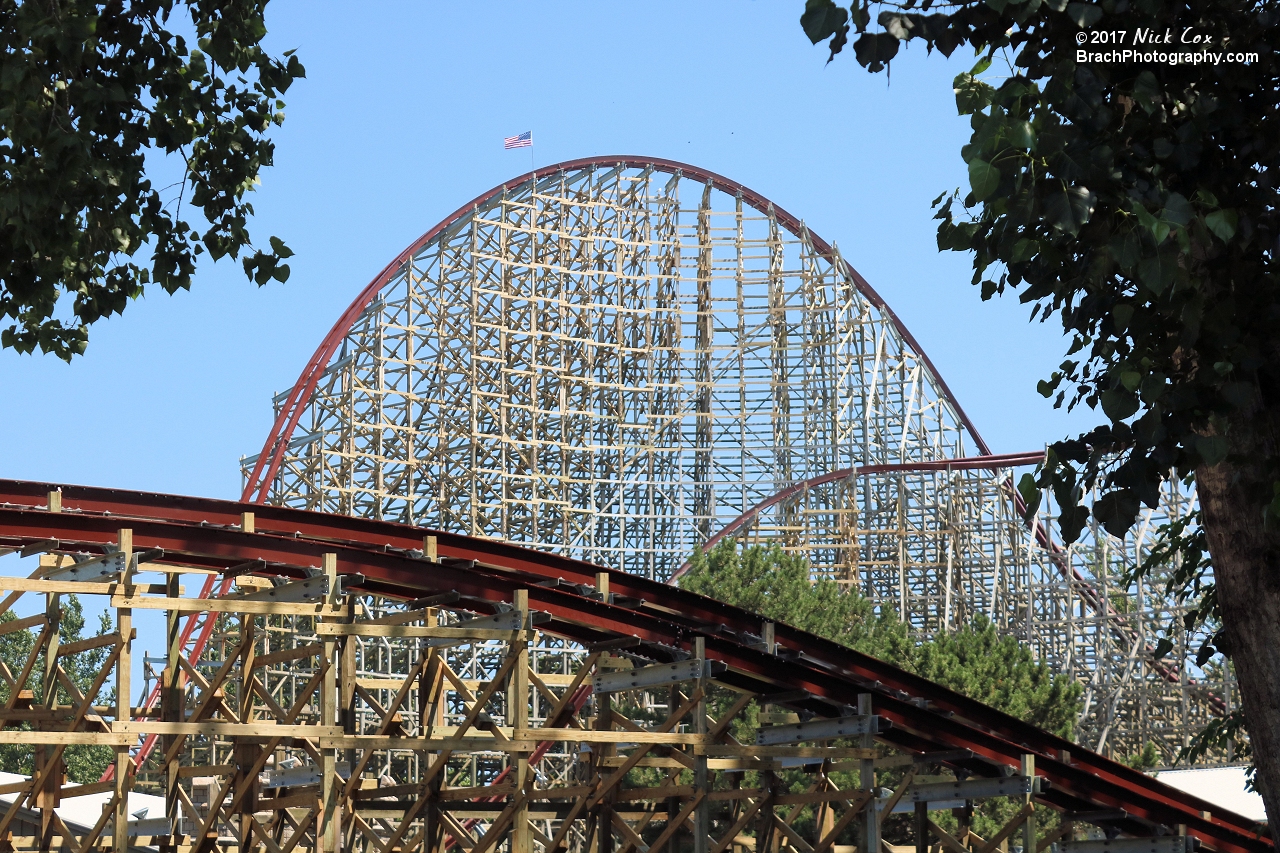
[0,771,168,836]
[1153,766,1268,823]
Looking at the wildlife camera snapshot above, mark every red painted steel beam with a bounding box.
[0,480,1267,853]
[239,156,996,505]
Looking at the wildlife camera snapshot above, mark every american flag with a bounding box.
[504,131,532,149]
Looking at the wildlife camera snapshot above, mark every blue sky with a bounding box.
[0,1,1097,501]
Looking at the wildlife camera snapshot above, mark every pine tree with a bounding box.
[680,540,1083,840]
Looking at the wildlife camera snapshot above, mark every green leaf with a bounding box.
[1008,120,1036,150]
[853,31,900,69]
[1065,2,1102,26]
[1043,186,1096,236]
[1152,637,1174,661]
[1100,388,1139,421]
[1120,370,1141,391]
[1138,254,1174,295]
[1135,206,1169,243]
[1009,238,1038,263]
[954,73,996,115]
[1162,193,1193,227]
[1017,472,1042,516]
[968,158,1001,200]
[1112,303,1134,331]
[800,0,848,43]
[269,235,294,258]
[1196,435,1229,466]
[1204,209,1238,242]
[1132,70,1161,113]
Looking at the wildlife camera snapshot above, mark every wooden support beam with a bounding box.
[112,528,132,853]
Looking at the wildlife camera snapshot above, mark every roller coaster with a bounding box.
[0,158,1259,853]
[240,157,1230,766]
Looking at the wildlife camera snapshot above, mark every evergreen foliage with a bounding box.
[682,540,1083,738]
[678,540,1082,841]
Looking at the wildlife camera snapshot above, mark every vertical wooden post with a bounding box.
[424,535,438,563]
[237,616,259,853]
[756,768,776,853]
[421,605,442,853]
[113,529,134,852]
[693,636,710,853]
[319,553,339,853]
[858,693,878,853]
[37,586,60,852]
[511,590,531,853]
[163,568,183,849]
[1022,753,1036,853]
[761,622,775,655]
[665,683,680,853]
[593,568,613,853]
[340,577,357,851]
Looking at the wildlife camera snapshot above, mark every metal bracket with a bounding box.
[593,658,717,694]
[756,714,885,744]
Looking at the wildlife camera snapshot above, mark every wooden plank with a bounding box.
[315,622,521,640]
[0,613,45,637]
[253,643,324,669]
[0,578,168,596]
[113,721,342,738]
[0,731,131,745]
[110,596,338,616]
[56,631,126,657]
[317,735,532,751]
[521,728,709,745]
[698,745,875,758]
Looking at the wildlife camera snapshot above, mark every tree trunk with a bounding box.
[1196,404,1280,840]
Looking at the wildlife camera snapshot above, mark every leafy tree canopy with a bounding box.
[0,0,304,359]
[798,0,1279,824]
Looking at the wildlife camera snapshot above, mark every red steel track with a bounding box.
[0,479,1267,853]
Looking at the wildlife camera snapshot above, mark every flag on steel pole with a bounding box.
[504,131,532,149]
[504,130,534,170]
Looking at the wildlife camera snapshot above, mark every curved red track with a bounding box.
[0,479,1266,853]
[670,452,1048,580]
[240,155,994,506]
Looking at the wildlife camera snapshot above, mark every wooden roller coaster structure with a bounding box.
[0,480,1266,853]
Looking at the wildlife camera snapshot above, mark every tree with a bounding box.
[0,596,115,783]
[0,0,304,360]
[798,0,1279,831]
[680,540,1082,840]
[682,540,1082,736]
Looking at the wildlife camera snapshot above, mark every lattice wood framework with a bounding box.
[0,520,1247,853]
[241,159,1230,769]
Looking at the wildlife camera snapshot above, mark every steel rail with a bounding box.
[239,155,995,507]
[0,480,1266,853]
